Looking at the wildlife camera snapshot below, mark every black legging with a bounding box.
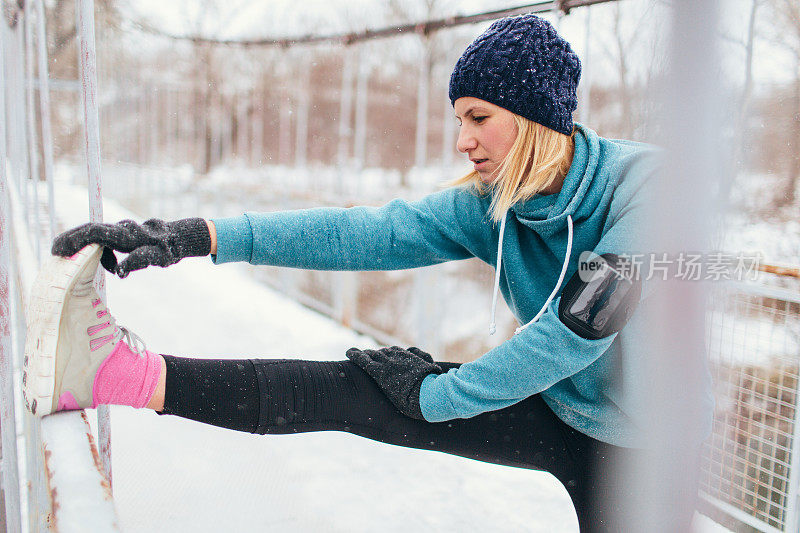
[158,355,689,532]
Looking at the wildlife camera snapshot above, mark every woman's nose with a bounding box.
[456,127,477,153]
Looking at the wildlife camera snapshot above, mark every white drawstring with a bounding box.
[488,214,508,335]
[514,214,573,336]
[487,213,575,337]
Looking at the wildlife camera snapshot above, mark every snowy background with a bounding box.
[3,0,798,531]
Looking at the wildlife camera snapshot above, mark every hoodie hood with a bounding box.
[487,125,602,336]
[506,123,603,237]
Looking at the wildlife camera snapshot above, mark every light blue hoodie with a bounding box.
[211,124,714,447]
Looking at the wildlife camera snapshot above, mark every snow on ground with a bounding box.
[707,310,799,367]
[39,174,728,531]
[723,171,800,267]
[692,514,736,533]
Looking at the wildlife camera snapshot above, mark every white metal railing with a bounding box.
[1,1,119,531]
[1,6,25,532]
[76,0,113,483]
[1,6,21,533]
[7,181,118,532]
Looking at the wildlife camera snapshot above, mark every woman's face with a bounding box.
[454,97,518,184]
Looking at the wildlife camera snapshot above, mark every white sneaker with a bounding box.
[23,244,127,416]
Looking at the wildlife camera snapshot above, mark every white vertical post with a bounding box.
[150,88,158,166]
[251,87,263,166]
[7,15,49,531]
[12,22,30,231]
[626,1,722,530]
[138,87,146,166]
[415,38,430,170]
[441,75,455,170]
[333,272,357,329]
[337,47,354,172]
[413,268,441,356]
[0,13,22,533]
[295,70,309,170]
[578,7,592,125]
[176,86,183,168]
[24,7,42,264]
[166,86,174,167]
[211,90,221,168]
[353,47,369,172]
[161,86,168,167]
[35,0,56,241]
[236,93,247,164]
[76,0,112,482]
[278,96,291,165]
[199,81,208,172]
[219,92,229,165]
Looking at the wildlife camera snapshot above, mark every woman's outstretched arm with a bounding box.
[210,187,495,271]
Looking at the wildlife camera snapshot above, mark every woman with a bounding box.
[23,14,709,531]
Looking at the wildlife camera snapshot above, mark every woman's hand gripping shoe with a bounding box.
[23,244,162,416]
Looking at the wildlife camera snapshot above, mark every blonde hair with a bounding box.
[449,115,575,223]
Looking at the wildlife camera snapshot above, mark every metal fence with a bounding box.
[701,282,800,532]
[1,1,119,531]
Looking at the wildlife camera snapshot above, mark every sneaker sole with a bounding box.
[23,244,103,416]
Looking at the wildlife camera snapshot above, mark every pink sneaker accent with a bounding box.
[89,333,117,352]
[57,391,81,411]
[92,339,162,409]
[87,321,111,336]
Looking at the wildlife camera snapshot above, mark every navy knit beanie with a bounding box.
[449,14,581,136]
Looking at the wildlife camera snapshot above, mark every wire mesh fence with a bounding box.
[702,282,800,532]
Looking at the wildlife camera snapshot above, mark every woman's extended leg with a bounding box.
[157,355,645,532]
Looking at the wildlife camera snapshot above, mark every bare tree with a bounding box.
[385,0,461,174]
[46,0,121,76]
[596,1,663,139]
[734,0,762,175]
[711,0,763,214]
[766,0,800,207]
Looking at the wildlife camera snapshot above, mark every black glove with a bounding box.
[52,218,211,278]
[345,346,443,420]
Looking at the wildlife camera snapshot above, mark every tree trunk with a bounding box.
[782,75,799,207]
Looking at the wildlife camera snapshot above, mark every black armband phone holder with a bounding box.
[558,253,642,340]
